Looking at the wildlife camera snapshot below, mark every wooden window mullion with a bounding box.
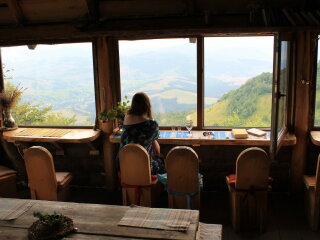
[197,37,204,129]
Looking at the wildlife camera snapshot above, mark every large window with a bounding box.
[1,42,95,126]
[119,36,274,129]
[204,36,274,128]
[119,39,197,126]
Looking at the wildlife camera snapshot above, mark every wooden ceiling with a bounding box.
[0,0,311,26]
[0,0,317,44]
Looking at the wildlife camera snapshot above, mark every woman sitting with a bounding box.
[120,92,165,175]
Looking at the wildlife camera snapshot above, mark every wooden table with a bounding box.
[0,198,200,239]
[110,130,296,146]
[2,128,100,143]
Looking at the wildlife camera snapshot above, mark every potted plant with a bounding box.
[0,84,25,129]
[99,96,130,129]
[28,211,76,240]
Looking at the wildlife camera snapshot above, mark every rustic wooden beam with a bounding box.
[0,17,319,45]
[185,0,196,15]
[85,0,99,21]
[95,37,118,191]
[6,0,25,25]
[112,40,121,102]
[0,49,4,91]
[291,32,313,192]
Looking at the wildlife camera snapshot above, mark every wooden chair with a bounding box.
[226,147,270,232]
[165,146,200,209]
[0,165,17,198]
[304,154,320,230]
[119,144,161,207]
[24,146,73,201]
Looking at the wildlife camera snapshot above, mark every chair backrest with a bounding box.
[119,144,152,185]
[24,146,58,200]
[235,147,270,190]
[166,146,199,196]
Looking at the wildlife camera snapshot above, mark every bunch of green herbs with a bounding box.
[33,211,67,228]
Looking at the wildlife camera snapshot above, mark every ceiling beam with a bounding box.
[85,0,99,22]
[0,17,318,46]
[6,0,25,25]
[185,0,196,15]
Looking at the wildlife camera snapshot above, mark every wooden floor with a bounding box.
[45,187,320,240]
[200,192,320,240]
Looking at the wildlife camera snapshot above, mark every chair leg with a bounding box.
[30,188,37,200]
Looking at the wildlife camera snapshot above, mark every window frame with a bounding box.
[270,33,293,160]
[0,39,98,129]
[117,34,275,131]
[310,33,320,130]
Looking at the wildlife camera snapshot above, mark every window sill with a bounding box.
[110,130,296,146]
[2,127,100,143]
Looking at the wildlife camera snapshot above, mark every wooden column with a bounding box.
[291,32,314,192]
[95,37,119,191]
[0,50,4,91]
[0,49,3,128]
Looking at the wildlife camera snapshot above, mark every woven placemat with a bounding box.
[196,223,222,240]
[16,128,71,137]
[118,206,195,231]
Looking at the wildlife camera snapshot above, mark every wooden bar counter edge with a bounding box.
[110,130,296,146]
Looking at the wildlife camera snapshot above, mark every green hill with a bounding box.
[187,72,273,127]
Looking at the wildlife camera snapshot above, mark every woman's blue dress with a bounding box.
[120,119,165,175]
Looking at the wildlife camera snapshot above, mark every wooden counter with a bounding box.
[2,128,101,143]
[0,198,200,240]
[110,130,296,146]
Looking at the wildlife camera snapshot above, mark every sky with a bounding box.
[119,36,273,61]
[119,36,274,87]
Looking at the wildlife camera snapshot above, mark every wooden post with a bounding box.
[291,32,313,192]
[95,37,119,191]
[0,49,3,128]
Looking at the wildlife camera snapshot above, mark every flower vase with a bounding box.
[3,109,17,129]
[118,119,124,129]
[117,119,124,135]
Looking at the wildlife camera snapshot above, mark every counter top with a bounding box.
[2,128,101,143]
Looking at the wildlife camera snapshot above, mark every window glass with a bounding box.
[277,41,288,136]
[270,35,290,160]
[203,36,274,127]
[315,37,320,126]
[119,39,197,126]
[1,43,95,126]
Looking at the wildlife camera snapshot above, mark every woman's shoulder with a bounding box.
[124,114,148,125]
[124,119,157,127]
[147,119,159,126]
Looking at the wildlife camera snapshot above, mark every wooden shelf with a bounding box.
[2,128,101,143]
[110,130,296,146]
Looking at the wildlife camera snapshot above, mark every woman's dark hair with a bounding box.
[128,92,152,118]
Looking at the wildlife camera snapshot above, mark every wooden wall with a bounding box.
[0,1,319,194]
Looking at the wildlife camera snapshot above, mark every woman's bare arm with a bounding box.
[152,140,161,156]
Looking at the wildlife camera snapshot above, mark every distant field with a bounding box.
[51,109,93,125]
[150,89,217,105]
